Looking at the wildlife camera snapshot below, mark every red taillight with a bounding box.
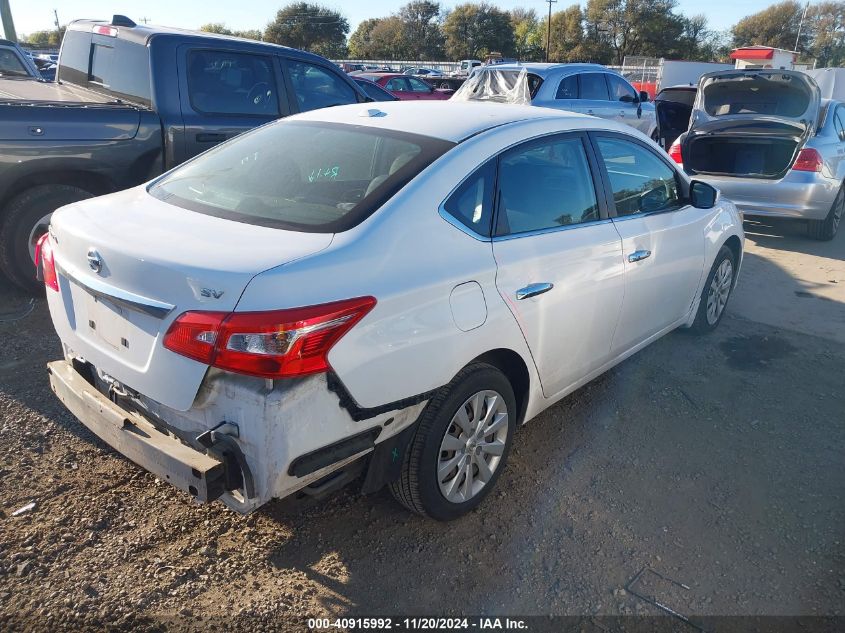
[668,139,683,165]
[161,311,226,365]
[163,296,376,379]
[34,233,59,292]
[792,148,823,172]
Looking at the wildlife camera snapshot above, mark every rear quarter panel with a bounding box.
[235,122,562,415]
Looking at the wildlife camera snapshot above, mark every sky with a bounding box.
[9,0,778,39]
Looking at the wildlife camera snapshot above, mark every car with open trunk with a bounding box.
[668,69,844,240]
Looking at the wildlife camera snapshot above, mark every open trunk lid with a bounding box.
[690,69,820,138]
[46,186,333,411]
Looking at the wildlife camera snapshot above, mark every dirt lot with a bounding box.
[0,219,843,631]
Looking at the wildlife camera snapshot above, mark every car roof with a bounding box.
[481,63,609,77]
[289,101,593,143]
[66,18,332,65]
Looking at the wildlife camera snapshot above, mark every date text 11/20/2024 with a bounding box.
[307,617,529,630]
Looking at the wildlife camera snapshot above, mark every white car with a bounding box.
[39,102,744,521]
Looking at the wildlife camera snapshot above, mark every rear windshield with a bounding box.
[0,49,30,77]
[59,29,152,106]
[148,121,454,233]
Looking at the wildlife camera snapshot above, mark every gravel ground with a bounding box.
[0,224,843,631]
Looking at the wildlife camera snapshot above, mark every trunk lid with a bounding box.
[690,69,820,138]
[47,186,333,411]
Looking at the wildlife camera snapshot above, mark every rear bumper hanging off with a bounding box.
[47,360,228,502]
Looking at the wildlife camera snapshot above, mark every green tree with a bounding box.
[233,29,263,40]
[264,3,349,57]
[200,23,262,40]
[348,18,381,57]
[583,0,688,64]
[543,5,586,62]
[805,1,845,66]
[510,8,543,61]
[731,1,806,51]
[398,1,445,59]
[200,23,232,34]
[370,17,408,59]
[443,3,515,60]
[23,28,65,47]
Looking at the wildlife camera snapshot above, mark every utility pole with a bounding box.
[0,0,18,41]
[53,8,59,30]
[794,1,809,53]
[140,17,150,24]
[545,0,557,63]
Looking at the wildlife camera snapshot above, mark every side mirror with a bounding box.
[639,90,650,103]
[690,180,719,209]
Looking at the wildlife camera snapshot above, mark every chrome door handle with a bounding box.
[628,250,652,263]
[516,283,554,300]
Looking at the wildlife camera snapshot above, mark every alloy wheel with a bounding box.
[706,258,733,325]
[437,390,509,504]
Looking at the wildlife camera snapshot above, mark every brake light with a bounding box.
[163,296,376,379]
[92,25,118,37]
[668,139,683,165]
[792,148,823,172]
[34,233,59,292]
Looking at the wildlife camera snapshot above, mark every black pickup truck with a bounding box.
[0,16,369,291]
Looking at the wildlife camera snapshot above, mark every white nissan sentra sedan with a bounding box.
[38,102,744,521]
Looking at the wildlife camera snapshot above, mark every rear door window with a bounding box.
[386,77,410,92]
[496,136,600,235]
[288,60,357,113]
[556,75,578,99]
[187,50,279,116]
[443,160,496,237]
[580,73,610,100]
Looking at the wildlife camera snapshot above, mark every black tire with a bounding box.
[390,363,517,521]
[808,186,843,241]
[690,245,736,334]
[0,185,93,293]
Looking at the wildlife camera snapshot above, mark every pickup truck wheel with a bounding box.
[389,363,516,521]
[808,186,843,241]
[690,245,736,334]
[0,185,93,293]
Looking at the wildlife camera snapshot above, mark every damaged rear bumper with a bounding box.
[47,360,228,502]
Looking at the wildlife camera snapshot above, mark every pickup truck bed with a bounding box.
[0,79,110,103]
[0,15,368,292]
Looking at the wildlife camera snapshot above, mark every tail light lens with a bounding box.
[792,148,823,172]
[668,139,683,165]
[34,233,59,292]
[163,296,376,379]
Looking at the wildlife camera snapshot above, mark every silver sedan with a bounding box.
[671,69,844,240]
[463,63,658,138]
